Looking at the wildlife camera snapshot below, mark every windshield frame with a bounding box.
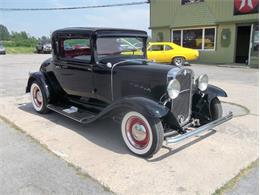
[94,36,147,64]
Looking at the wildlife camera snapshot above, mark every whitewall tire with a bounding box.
[121,111,164,157]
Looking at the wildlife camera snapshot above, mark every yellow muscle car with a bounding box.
[147,42,199,66]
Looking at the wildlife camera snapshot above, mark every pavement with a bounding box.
[0,119,111,195]
[0,54,258,195]
[226,163,259,195]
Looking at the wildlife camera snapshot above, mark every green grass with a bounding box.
[5,46,35,54]
[213,159,259,195]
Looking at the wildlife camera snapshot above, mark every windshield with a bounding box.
[96,37,145,61]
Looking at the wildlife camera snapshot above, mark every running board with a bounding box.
[165,112,233,144]
[47,104,96,123]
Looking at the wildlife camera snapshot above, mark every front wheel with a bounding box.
[121,111,164,157]
[210,97,223,120]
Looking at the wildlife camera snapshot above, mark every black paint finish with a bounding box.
[26,27,228,130]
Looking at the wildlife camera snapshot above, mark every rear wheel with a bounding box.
[210,97,223,120]
[172,57,185,66]
[30,81,49,113]
[121,111,164,157]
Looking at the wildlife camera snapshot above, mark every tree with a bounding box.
[0,24,10,40]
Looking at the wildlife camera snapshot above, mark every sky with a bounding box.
[0,0,150,38]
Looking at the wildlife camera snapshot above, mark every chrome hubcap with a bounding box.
[175,58,183,65]
[132,124,147,141]
[36,91,42,102]
[125,116,150,149]
[32,86,43,108]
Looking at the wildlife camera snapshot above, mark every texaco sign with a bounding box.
[234,0,259,15]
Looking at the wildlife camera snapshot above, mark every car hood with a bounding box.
[113,62,181,101]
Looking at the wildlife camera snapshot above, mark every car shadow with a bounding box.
[146,130,216,162]
[18,103,128,155]
[18,102,216,160]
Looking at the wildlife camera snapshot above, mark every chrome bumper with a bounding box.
[166,112,233,144]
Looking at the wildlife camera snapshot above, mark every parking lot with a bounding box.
[0,54,258,194]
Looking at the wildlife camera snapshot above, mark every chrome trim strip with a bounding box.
[165,112,233,144]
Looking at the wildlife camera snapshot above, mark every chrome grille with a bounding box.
[171,69,193,126]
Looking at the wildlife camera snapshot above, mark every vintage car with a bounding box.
[26,27,232,157]
[147,42,199,66]
[36,42,52,54]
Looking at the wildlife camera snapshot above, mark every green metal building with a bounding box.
[149,0,259,67]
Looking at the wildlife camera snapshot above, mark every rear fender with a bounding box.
[26,72,51,100]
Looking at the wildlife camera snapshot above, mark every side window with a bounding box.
[60,38,91,63]
[150,45,164,51]
[165,45,173,51]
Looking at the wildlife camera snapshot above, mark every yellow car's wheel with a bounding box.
[172,57,185,66]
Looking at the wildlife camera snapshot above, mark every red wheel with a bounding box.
[121,111,163,157]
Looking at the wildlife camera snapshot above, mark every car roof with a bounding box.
[52,27,147,38]
[149,42,180,47]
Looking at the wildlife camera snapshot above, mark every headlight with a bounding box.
[197,74,208,91]
[167,79,180,99]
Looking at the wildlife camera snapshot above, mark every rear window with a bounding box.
[59,38,91,63]
[149,45,163,51]
[165,45,173,50]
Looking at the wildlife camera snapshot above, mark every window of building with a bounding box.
[60,38,91,63]
[172,30,181,46]
[204,28,215,50]
[181,0,204,5]
[183,29,203,49]
[172,27,216,51]
[156,32,164,42]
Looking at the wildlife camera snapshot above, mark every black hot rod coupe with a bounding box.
[26,28,232,157]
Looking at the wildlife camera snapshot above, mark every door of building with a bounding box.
[235,25,251,64]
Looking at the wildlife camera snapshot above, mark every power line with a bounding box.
[0,1,149,11]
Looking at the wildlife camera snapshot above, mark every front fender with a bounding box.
[26,72,51,100]
[206,84,227,102]
[98,96,169,119]
[192,84,228,123]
